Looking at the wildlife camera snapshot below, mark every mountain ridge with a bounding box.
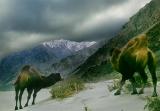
[73,0,160,78]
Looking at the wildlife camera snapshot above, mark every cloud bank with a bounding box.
[0,0,151,57]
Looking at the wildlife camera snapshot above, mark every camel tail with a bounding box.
[148,50,156,75]
[14,80,18,85]
[14,76,20,85]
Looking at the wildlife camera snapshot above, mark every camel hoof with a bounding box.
[15,106,18,110]
[19,106,23,109]
[24,104,28,107]
[32,102,35,105]
[114,91,121,95]
[131,91,138,95]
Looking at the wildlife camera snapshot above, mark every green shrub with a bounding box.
[50,78,85,99]
[107,79,137,93]
[107,75,152,93]
[145,97,160,111]
[107,79,120,92]
[123,81,133,93]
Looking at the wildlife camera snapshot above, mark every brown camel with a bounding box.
[14,65,62,110]
[111,34,157,97]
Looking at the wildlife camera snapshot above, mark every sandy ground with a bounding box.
[0,80,159,111]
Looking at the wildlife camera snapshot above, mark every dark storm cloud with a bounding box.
[0,0,151,57]
[0,0,128,33]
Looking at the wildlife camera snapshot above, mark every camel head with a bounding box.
[41,73,63,88]
[110,47,121,71]
[48,73,63,81]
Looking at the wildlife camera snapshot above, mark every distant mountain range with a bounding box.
[73,0,160,79]
[0,39,99,85]
[42,39,96,59]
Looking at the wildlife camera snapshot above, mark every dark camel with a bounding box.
[14,65,62,110]
[111,34,157,97]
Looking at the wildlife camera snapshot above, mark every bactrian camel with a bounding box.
[14,65,62,110]
[110,34,157,97]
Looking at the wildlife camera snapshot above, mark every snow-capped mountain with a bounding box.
[41,39,96,59]
[50,41,103,78]
[0,39,97,87]
[43,39,96,51]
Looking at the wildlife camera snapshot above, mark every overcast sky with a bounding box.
[0,0,151,57]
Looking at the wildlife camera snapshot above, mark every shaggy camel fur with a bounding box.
[14,65,62,110]
[111,34,157,97]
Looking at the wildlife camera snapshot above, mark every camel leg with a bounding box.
[19,88,25,109]
[114,76,126,95]
[32,89,40,105]
[151,72,157,97]
[15,86,19,110]
[24,88,33,107]
[139,70,148,94]
[148,51,157,97]
[149,67,157,97]
[129,77,138,95]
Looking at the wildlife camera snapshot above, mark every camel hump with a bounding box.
[29,67,40,75]
[135,34,148,47]
[29,67,42,79]
[14,67,27,85]
[134,49,148,67]
[133,34,148,48]
[14,65,40,85]
[14,71,30,85]
[122,34,148,53]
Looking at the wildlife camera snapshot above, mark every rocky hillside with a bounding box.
[0,39,97,85]
[74,0,160,78]
[50,42,103,78]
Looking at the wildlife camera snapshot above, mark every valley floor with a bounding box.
[1,80,160,111]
